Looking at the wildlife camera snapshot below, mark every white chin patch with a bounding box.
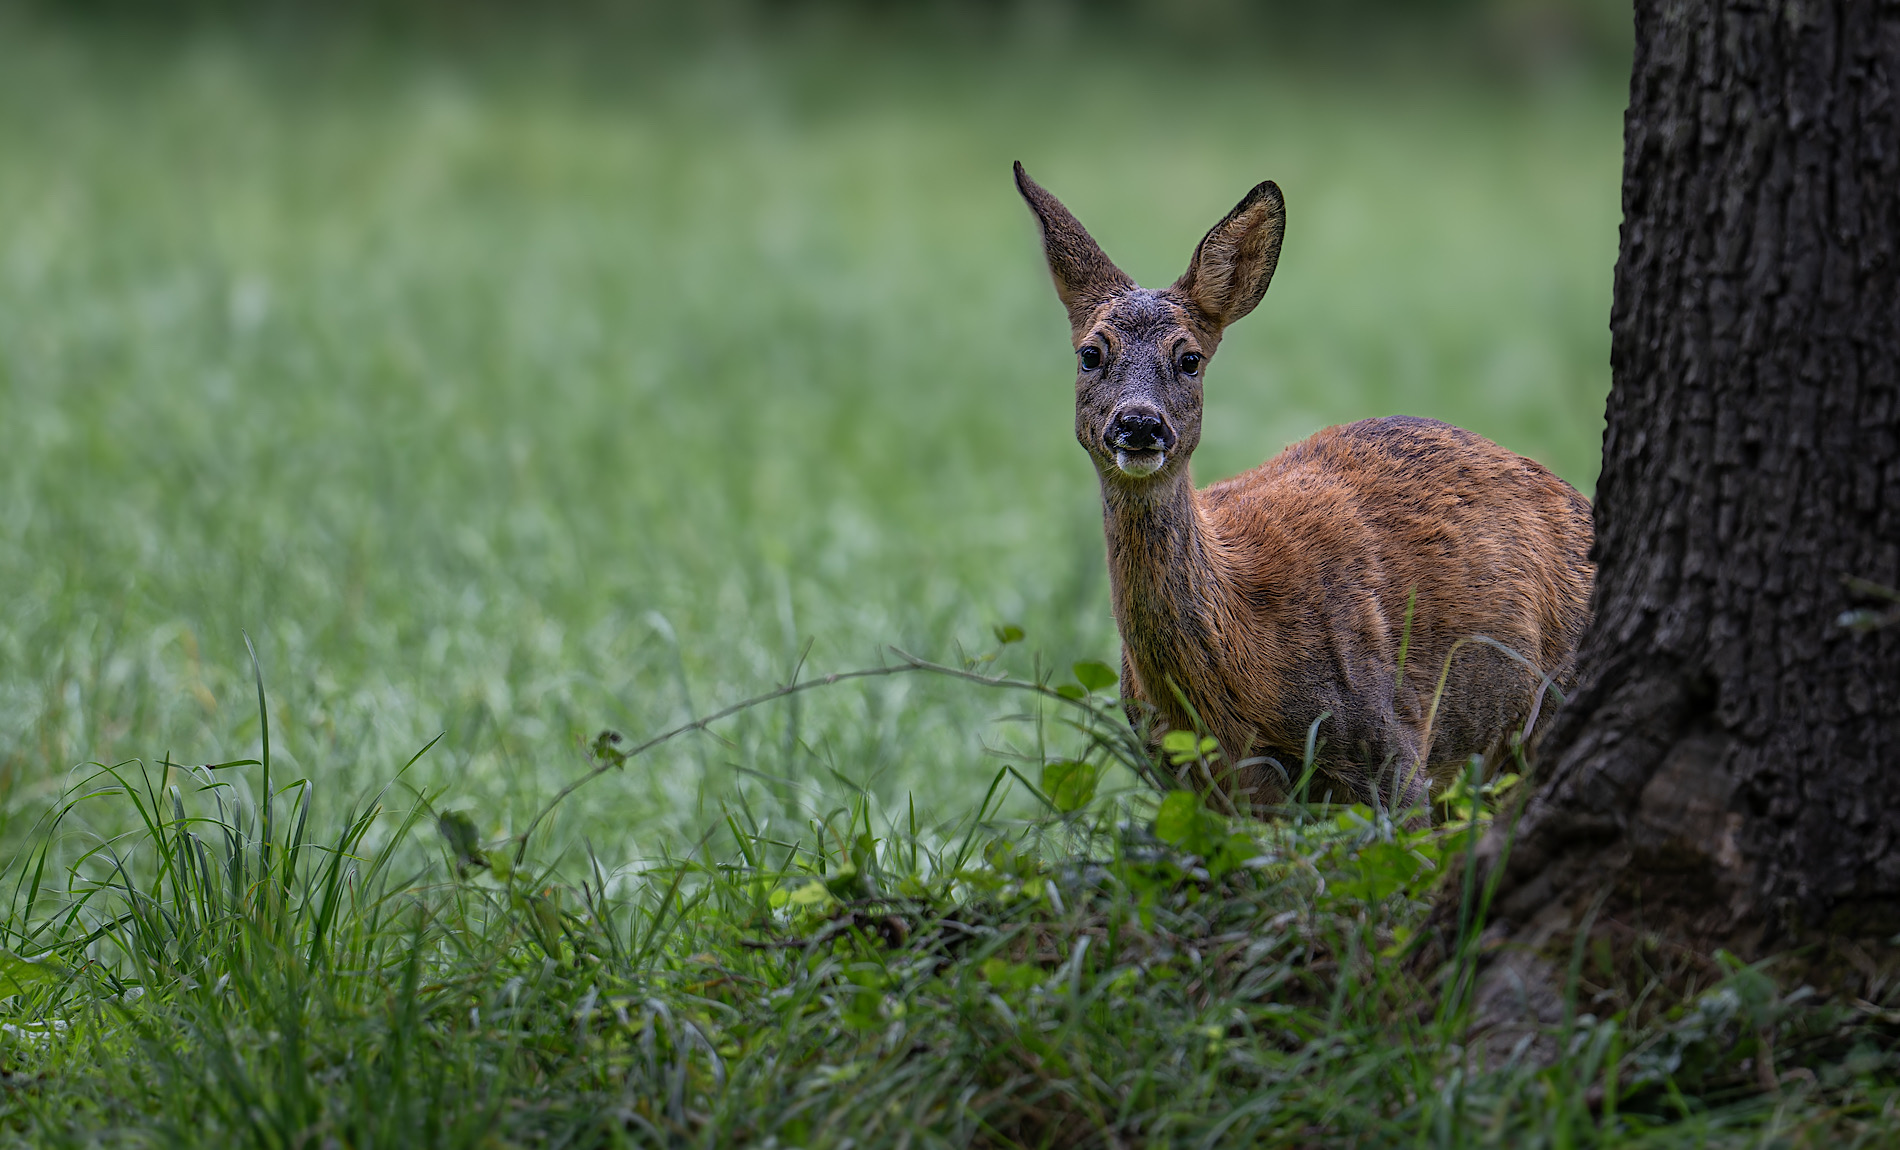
[1114,450,1165,477]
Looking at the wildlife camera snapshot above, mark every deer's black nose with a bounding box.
[1108,407,1177,452]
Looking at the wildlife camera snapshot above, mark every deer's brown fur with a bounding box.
[1016,163,1594,814]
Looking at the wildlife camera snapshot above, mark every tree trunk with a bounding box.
[1474,0,1900,997]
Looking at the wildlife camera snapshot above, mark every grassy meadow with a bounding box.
[0,12,1620,845]
[7,7,1895,1146]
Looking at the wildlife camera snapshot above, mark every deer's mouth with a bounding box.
[1113,448,1167,477]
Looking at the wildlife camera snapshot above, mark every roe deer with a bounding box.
[1015,163,1594,817]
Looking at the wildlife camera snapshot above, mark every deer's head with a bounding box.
[1015,163,1285,487]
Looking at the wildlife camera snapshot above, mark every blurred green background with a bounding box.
[0,1,1627,861]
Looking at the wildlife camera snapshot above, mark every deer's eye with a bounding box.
[1178,352,1203,376]
[1079,345,1103,371]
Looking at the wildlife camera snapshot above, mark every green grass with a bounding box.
[9,656,1898,1146]
[0,12,1620,846]
[6,10,1895,1147]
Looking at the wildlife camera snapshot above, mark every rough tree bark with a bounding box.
[1472,0,1900,1001]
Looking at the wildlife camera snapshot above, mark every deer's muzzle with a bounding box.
[1107,407,1176,453]
[1106,406,1177,478]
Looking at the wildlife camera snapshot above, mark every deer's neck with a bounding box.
[1100,469,1235,723]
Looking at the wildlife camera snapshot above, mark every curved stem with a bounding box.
[511,649,1145,866]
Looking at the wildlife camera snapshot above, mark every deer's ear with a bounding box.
[1174,180,1285,332]
[1014,162,1133,330]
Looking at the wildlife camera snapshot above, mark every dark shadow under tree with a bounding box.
[1468,0,1900,1008]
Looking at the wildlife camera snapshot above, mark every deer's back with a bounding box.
[1200,416,1593,782]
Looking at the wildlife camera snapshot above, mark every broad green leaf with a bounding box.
[1331,839,1432,903]
[992,623,1025,645]
[1334,804,1375,832]
[1160,730,1200,756]
[437,809,487,873]
[788,880,835,908]
[1054,683,1086,700]
[0,949,66,997]
[823,862,865,899]
[1161,729,1219,766]
[983,838,1041,878]
[842,986,884,1030]
[1040,760,1098,813]
[980,957,1043,992]
[1154,791,1260,877]
[1072,660,1119,693]
[526,892,564,946]
[1154,790,1204,849]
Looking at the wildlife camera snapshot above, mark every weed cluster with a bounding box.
[3,651,1898,1147]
